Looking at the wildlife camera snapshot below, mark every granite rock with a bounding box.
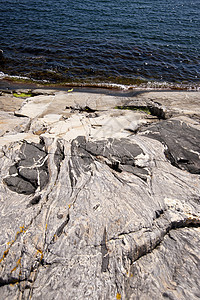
[141,117,200,174]
[0,90,199,300]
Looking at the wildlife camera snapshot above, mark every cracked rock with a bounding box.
[142,117,200,174]
[3,141,49,194]
[0,91,200,300]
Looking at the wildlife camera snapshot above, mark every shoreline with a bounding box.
[1,83,200,122]
[1,73,200,94]
[0,76,200,299]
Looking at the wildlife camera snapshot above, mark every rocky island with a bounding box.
[0,87,199,299]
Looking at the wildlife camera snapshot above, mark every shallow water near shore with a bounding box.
[0,0,200,89]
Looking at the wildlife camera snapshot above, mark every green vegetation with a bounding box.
[115,105,151,115]
[13,92,33,98]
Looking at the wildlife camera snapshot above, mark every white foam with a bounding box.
[0,72,6,79]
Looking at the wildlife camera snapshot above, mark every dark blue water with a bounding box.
[0,0,200,88]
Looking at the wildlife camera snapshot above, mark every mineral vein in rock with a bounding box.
[0,90,199,300]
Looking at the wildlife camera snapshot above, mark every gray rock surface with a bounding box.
[4,141,49,194]
[0,92,24,112]
[141,117,200,174]
[127,91,200,120]
[0,89,199,299]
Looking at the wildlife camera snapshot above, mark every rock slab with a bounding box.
[0,90,199,300]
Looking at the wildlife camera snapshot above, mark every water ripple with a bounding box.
[0,0,199,87]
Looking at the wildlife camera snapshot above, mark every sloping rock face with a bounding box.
[141,118,200,174]
[0,90,199,300]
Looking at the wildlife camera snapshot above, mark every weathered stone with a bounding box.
[0,93,24,112]
[3,141,49,194]
[142,117,200,174]
[3,175,36,195]
[0,111,30,137]
[127,91,200,120]
[54,140,65,172]
[0,89,199,300]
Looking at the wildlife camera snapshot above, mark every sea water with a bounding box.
[0,0,200,89]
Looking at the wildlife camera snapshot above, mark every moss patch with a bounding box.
[115,105,151,115]
[13,92,33,98]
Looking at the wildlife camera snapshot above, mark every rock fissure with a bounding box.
[129,216,200,265]
[55,214,70,238]
[0,277,26,288]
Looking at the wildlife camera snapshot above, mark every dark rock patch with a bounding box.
[29,195,41,205]
[142,119,200,174]
[54,140,65,172]
[9,165,18,175]
[70,136,94,176]
[4,176,36,195]
[18,168,39,186]
[66,105,96,113]
[85,138,149,178]
[70,137,149,179]
[56,215,70,237]
[108,161,122,172]
[101,228,109,273]
[121,165,149,181]
[86,138,143,163]
[3,141,49,194]
[148,104,166,119]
